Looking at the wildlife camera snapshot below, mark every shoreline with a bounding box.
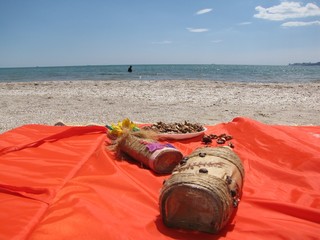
[1,80,319,133]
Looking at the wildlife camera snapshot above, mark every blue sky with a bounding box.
[1,0,319,67]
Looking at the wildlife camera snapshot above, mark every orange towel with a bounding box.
[0,117,319,239]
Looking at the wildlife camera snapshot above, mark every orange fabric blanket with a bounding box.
[0,117,319,239]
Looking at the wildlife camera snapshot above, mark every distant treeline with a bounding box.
[289,62,320,66]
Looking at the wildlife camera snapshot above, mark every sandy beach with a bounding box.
[0,80,319,133]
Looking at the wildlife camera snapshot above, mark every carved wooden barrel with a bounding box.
[159,146,245,233]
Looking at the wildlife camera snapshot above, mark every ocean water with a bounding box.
[0,64,319,83]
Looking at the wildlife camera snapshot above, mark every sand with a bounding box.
[0,80,319,133]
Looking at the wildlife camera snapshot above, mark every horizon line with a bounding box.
[0,62,301,69]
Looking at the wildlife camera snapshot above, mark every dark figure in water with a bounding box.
[128,65,133,72]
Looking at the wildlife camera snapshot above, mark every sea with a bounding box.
[0,64,319,83]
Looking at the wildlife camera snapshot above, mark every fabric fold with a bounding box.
[0,125,106,203]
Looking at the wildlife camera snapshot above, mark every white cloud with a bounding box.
[254,2,320,21]
[186,27,209,33]
[281,20,320,27]
[238,22,252,25]
[151,40,172,44]
[211,40,222,43]
[196,8,212,15]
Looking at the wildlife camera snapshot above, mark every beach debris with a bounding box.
[202,135,212,144]
[54,121,66,126]
[216,138,226,144]
[202,133,234,147]
[228,142,235,148]
[143,121,204,134]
